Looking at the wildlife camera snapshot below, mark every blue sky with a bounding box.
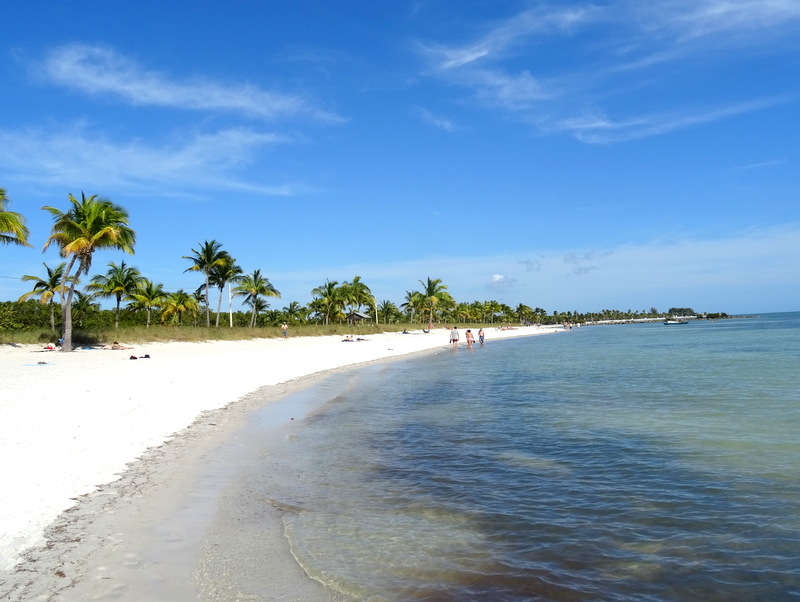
[2,1,799,315]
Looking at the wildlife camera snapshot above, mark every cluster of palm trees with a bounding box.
[4,189,559,351]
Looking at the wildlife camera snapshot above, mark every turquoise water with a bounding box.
[247,314,800,600]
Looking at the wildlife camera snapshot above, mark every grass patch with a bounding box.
[0,323,495,345]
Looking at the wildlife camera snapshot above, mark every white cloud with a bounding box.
[417,2,800,142]
[638,0,800,41]
[37,44,343,123]
[0,123,302,195]
[550,97,789,143]
[422,5,600,72]
[414,107,459,131]
[487,273,517,290]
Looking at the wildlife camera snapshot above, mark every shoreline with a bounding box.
[0,325,562,599]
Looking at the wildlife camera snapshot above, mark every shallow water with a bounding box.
[224,314,800,600]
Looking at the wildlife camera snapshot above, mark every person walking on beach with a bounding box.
[449,326,460,349]
[478,328,485,346]
[281,322,288,340]
[465,329,475,350]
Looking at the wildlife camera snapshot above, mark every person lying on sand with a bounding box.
[101,341,134,350]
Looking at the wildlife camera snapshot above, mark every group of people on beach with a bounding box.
[44,340,134,351]
[449,326,484,350]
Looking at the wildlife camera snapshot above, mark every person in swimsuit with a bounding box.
[449,326,460,349]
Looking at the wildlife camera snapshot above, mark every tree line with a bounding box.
[2,189,724,349]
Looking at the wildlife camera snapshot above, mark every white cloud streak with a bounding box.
[417,1,800,142]
[414,107,459,131]
[37,44,343,123]
[551,97,788,143]
[0,123,302,196]
[637,0,800,41]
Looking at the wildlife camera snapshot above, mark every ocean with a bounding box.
[203,313,800,601]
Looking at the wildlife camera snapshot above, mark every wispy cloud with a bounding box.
[413,106,459,131]
[36,44,343,123]
[421,6,599,71]
[417,6,594,110]
[417,1,800,142]
[734,159,787,170]
[550,97,788,143]
[0,123,302,195]
[636,0,800,41]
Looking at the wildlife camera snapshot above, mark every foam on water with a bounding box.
[225,314,800,600]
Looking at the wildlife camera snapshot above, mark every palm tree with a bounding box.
[70,291,98,329]
[244,296,271,326]
[209,256,242,328]
[262,308,284,327]
[183,240,230,327]
[401,290,424,322]
[418,277,451,326]
[484,300,501,323]
[86,260,143,328]
[310,279,341,325]
[128,278,167,327]
[42,192,135,351]
[515,303,533,323]
[306,297,326,324]
[191,286,206,327]
[377,299,400,324]
[0,188,31,247]
[234,269,280,327]
[19,262,68,333]
[161,289,199,325]
[341,275,373,315]
[282,300,307,324]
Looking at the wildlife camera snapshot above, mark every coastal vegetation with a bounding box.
[0,188,31,247]
[1,189,728,345]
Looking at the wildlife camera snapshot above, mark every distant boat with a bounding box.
[663,319,689,325]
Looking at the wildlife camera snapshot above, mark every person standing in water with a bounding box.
[465,329,475,350]
[478,328,485,346]
[449,326,460,349]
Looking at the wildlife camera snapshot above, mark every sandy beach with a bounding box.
[0,325,561,599]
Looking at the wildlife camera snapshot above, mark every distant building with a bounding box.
[346,311,372,324]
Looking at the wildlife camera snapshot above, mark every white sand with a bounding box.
[0,325,561,573]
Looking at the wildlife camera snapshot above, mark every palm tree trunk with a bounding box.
[227,283,234,328]
[62,275,80,352]
[49,300,56,334]
[205,274,211,327]
[215,286,224,328]
[59,257,81,352]
[250,294,258,327]
[59,255,77,336]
